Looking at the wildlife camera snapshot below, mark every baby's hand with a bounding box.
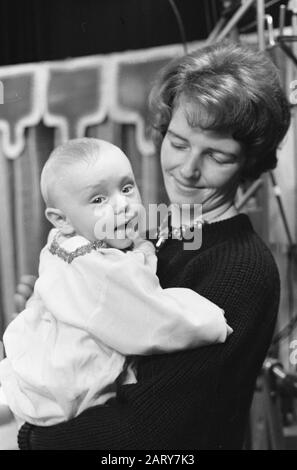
[226,324,233,337]
[132,238,157,272]
[14,274,37,314]
[133,238,155,255]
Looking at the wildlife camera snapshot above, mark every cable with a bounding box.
[204,0,213,35]
[167,0,188,54]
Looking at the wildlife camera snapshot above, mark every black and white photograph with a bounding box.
[0,0,297,454]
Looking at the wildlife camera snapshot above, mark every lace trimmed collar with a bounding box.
[48,231,107,264]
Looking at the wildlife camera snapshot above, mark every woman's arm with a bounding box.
[36,248,229,355]
[89,253,230,354]
[18,252,278,450]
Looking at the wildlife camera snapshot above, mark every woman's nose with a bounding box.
[180,154,201,179]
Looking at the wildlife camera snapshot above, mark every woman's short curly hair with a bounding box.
[149,41,291,180]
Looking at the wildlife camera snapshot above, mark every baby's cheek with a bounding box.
[93,207,116,240]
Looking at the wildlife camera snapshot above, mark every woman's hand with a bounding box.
[13,275,37,316]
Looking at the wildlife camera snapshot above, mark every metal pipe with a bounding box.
[288,1,297,243]
[205,17,227,45]
[257,0,266,51]
[236,178,263,211]
[291,0,297,35]
[278,40,297,67]
[294,14,297,38]
[278,35,297,42]
[216,0,255,43]
[291,3,297,69]
[279,4,286,37]
[265,14,276,47]
[269,172,295,246]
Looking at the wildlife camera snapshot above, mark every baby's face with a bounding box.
[59,144,142,249]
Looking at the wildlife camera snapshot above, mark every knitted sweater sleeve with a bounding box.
[18,242,279,450]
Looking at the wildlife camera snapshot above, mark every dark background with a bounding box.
[0,0,291,65]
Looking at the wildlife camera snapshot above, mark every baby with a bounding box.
[0,138,231,427]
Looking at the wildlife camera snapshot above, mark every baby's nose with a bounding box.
[114,195,129,214]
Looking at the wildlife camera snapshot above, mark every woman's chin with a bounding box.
[167,191,207,207]
[166,183,217,209]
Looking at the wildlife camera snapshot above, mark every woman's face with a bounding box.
[160,102,245,212]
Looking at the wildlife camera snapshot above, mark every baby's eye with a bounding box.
[206,150,215,159]
[92,196,106,205]
[122,184,134,194]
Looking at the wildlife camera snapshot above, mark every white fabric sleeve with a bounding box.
[86,250,230,355]
[32,244,229,356]
[0,387,8,406]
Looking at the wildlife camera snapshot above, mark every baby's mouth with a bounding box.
[114,213,140,239]
[114,217,134,234]
[114,222,128,233]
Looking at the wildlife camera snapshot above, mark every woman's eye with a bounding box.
[171,141,187,150]
[92,196,106,204]
[122,184,134,194]
[207,151,229,164]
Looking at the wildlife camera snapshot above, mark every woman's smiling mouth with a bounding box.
[171,175,199,192]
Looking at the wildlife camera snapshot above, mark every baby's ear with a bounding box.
[45,208,75,235]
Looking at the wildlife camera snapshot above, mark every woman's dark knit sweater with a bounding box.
[18,214,280,450]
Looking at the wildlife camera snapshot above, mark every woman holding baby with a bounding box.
[7,41,291,449]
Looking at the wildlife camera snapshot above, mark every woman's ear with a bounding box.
[45,208,75,235]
